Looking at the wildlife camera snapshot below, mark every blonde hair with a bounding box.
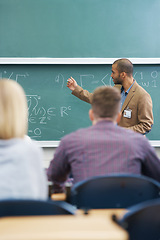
[92,86,121,119]
[0,79,28,139]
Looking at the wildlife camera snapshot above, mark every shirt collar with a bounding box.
[121,80,135,95]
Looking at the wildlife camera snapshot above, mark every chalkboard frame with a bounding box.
[1,58,160,64]
[0,57,160,147]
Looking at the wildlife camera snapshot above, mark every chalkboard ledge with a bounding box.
[37,141,160,148]
[150,141,160,147]
[37,141,60,147]
[1,58,160,64]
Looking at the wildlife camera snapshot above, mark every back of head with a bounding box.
[0,79,28,139]
[91,86,121,120]
[113,58,133,77]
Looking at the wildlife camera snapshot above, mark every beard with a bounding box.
[113,75,122,85]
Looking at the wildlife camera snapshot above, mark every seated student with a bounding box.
[47,86,160,193]
[0,79,48,200]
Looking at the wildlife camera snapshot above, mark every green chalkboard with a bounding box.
[1,0,160,58]
[0,64,159,141]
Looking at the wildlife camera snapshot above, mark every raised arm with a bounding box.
[67,76,93,104]
[67,77,78,91]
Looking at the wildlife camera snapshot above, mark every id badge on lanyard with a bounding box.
[123,107,132,118]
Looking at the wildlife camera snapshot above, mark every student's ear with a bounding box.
[89,109,94,122]
[116,112,122,124]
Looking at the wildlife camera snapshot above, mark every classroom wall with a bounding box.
[42,147,160,169]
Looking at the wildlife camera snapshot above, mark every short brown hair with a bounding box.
[0,79,28,139]
[91,86,121,119]
[113,58,133,76]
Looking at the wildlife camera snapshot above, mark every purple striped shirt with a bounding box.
[47,120,160,192]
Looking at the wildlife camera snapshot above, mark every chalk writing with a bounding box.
[55,73,64,88]
[133,71,158,88]
[151,71,158,78]
[80,74,94,88]
[27,95,72,138]
[101,74,110,86]
[0,64,159,141]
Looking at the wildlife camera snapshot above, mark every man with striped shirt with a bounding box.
[47,86,160,193]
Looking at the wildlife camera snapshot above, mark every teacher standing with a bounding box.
[67,58,153,134]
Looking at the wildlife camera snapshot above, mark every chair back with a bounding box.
[0,199,76,217]
[70,174,160,209]
[115,198,160,240]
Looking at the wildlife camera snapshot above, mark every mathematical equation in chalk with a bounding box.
[0,70,158,89]
[27,95,71,139]
[0,67,159,140]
